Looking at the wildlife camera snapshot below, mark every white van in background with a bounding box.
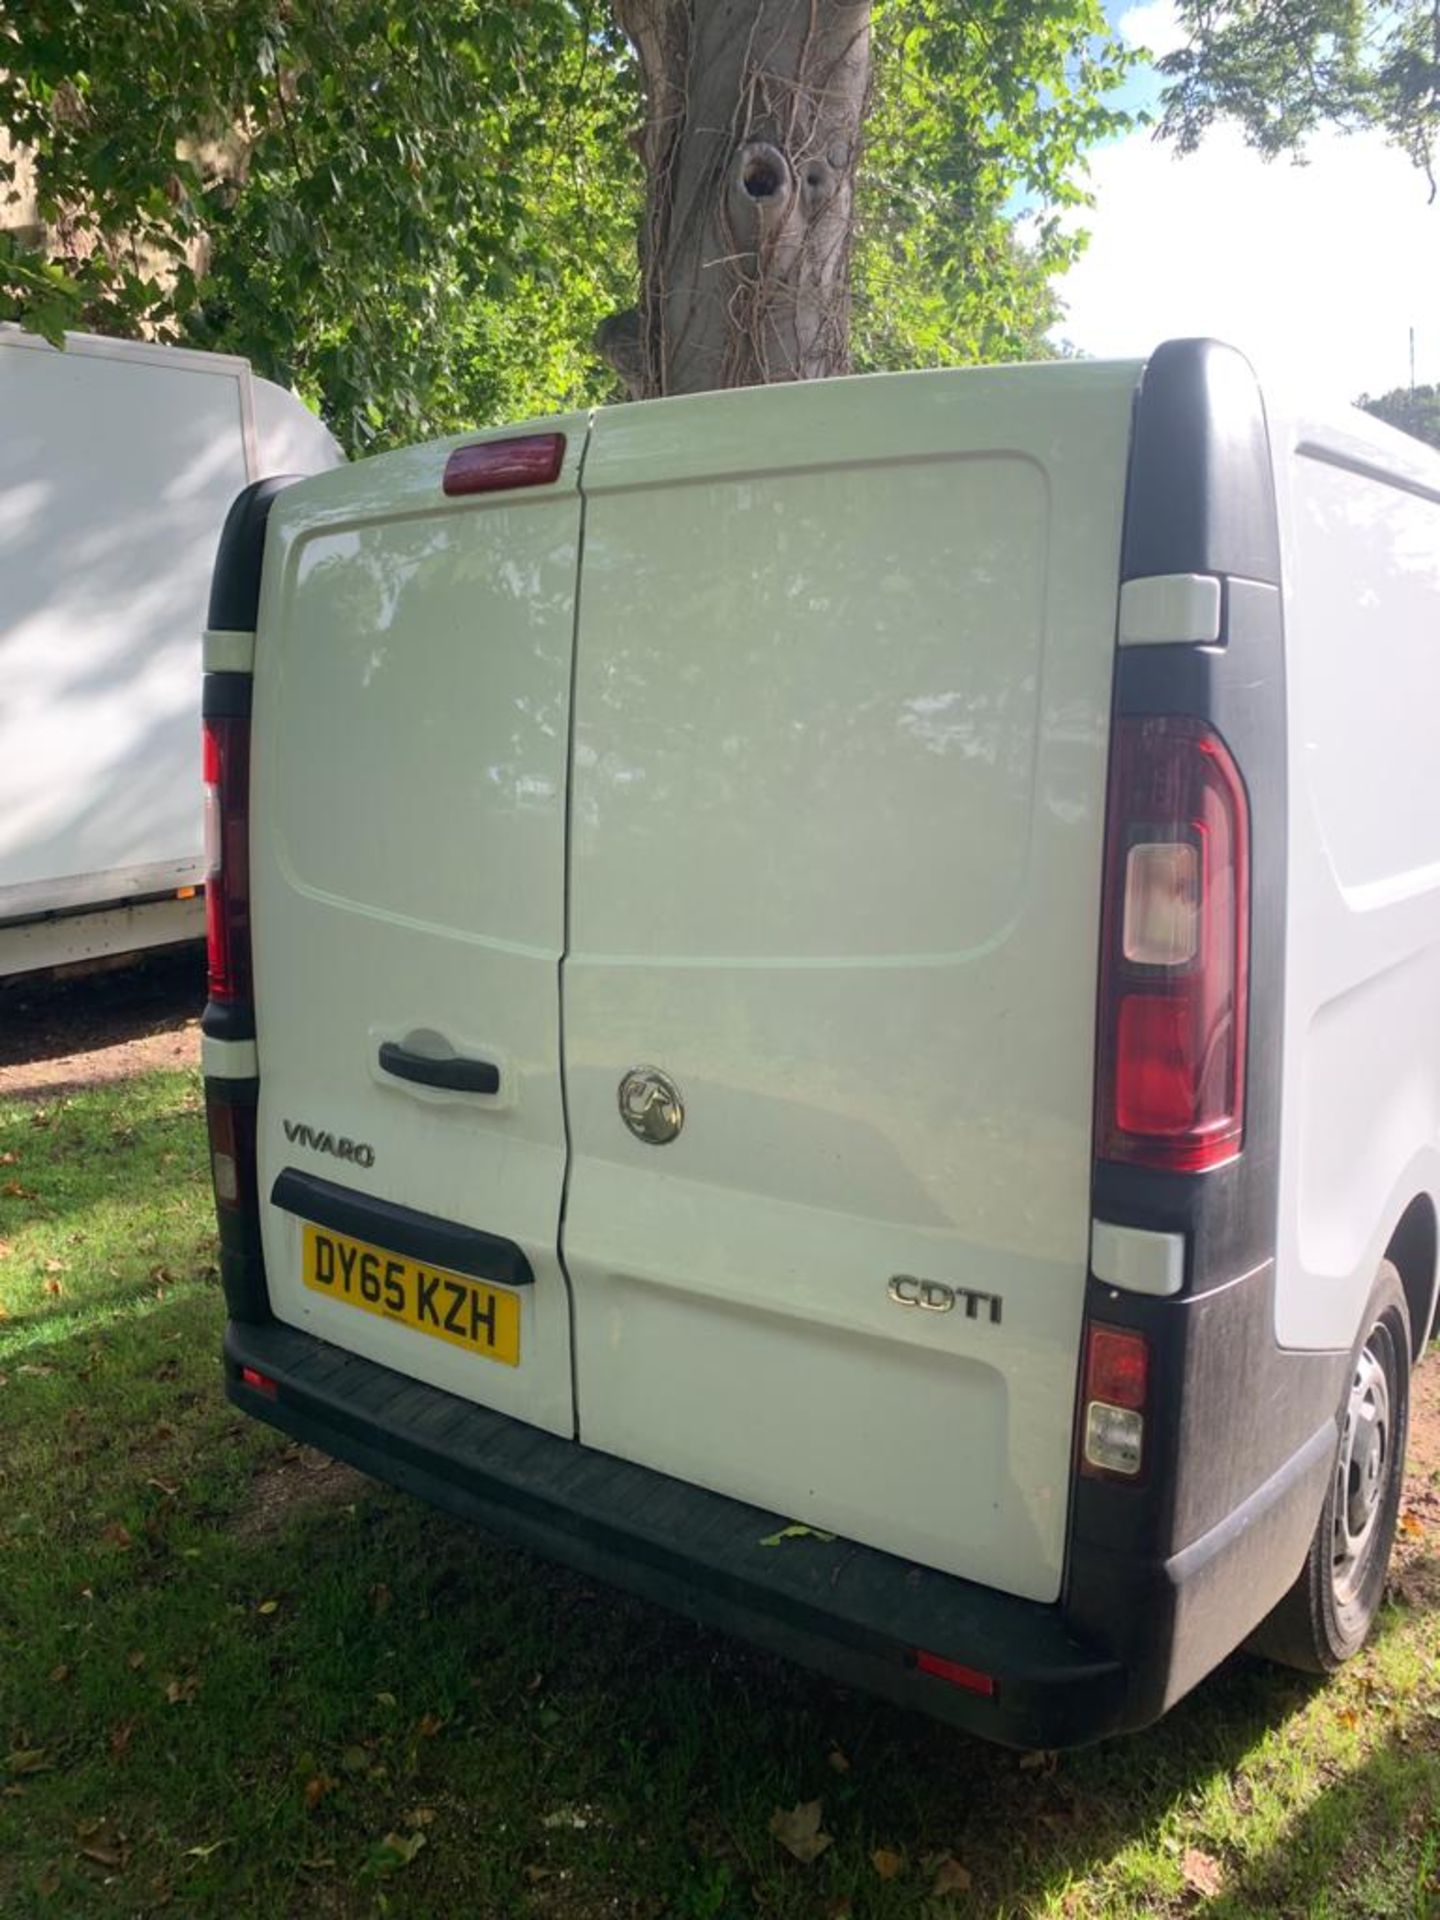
[0,328,339,978]
[202,341,1438,1745]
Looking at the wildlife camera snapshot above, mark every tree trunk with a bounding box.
[600,0,871,398]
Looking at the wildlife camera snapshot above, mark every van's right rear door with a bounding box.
[561,366,1139,1604]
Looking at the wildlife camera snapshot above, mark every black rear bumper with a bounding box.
[224,1319,1126,1749]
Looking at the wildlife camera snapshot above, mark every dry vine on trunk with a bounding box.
[599,0,872,398]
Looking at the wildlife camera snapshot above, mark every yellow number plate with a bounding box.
[301,1224,520,1367]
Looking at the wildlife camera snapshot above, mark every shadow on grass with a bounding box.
[9,1296,1429,1920]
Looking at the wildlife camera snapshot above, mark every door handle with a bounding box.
[378,1042,500,1095]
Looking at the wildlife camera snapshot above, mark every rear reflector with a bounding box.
[1096,715,1250,1172]
[1080,1323,1150,1480]
[913,1649,997,1697]
[239,1366,277,1399]
[202,714,252,1006]
[443,433,566,497]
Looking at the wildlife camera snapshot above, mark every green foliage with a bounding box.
[1358,384,1440,451]
[856,0,1137,369]
[1155,0,1440,190]
[0,0,1134,444]
[0,0,639,450]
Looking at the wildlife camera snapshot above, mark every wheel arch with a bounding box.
[1384,1192,1438,1359]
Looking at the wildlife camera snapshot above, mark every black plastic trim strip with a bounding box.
[1061,341,1354,1726]
[1121,339,1281,585]
[269,1168,534,1289]
[201,998,256,1043]
[207,475,301,632]
[202,671,253,720]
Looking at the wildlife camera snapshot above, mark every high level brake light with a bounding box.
[442,433,566,497]
[1096,716,1250,1172]
[202,714,252,1006]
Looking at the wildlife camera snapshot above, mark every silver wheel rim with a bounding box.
[1331,1338,1391,1608]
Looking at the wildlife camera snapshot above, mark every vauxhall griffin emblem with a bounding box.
[618,1066,685,1145]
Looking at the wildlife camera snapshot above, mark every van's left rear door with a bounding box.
[249,423,587,1439]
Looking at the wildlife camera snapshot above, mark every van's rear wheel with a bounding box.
[1250,1263,1411,1674]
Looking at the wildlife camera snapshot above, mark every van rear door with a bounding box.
[562,367,1138,1602]
[249,423,587,1438]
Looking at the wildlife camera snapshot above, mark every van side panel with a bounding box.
[563,366,1139,1605]
[1274,417,1440,1353]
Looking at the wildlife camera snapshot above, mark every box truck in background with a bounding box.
[0,328,340,979]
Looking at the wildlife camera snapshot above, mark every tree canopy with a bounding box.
[0,0,1133,443]
[1358,384,1440,450]
[1156,0,1440,194]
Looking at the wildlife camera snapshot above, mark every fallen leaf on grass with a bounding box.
[126,1650,147,1671]
[760,1523,837,1547]
[146,1477,180,1498]
[405,1807,436,1829]
[164,1674,201,1706]
[930,1854,972,1897]
[303,1774,337,1812]
[100,1521,134,1551]
[378,1830,427,1867]
[769,1800,832,1864]
[1399,1510,1426,1539]
[4,1748,50,1777]
[43,1258,66,1274]
[49,1664,71,1685]
[415,1711,444,1738]
[16,1363,54,1377]
[43,1277,63,1297]
[109,1720,136,1758]
[257,1598,280,1615]
[2,1180,36,1199]
[0,1151,16,1166]
[79,1843,125,1870]
[871,1846,903,1879]
[1182,1847,1224,1897]
[183,1839,231,1860]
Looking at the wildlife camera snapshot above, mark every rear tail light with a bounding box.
[239,1366,278,1399]
[1096,716,1249,1171]
[1080,1322,1150,1479]
[202,715,252,1006]
[205,1084,258,1219]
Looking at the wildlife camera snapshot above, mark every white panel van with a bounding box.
[203,342,1439,1745]
[0,328,339,977]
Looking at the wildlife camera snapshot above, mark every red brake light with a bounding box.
[1096,716,1249,1171]
[239,1366,277,1399]
[1084,1324,1149,1410]
[202,715,252,1005]
[1081,1323,1151,1480]
[442,433,566,497]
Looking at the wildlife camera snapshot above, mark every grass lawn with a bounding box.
[1,1068,1437,1919]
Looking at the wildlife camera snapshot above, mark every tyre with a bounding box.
[1249,1262,1412,1674]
